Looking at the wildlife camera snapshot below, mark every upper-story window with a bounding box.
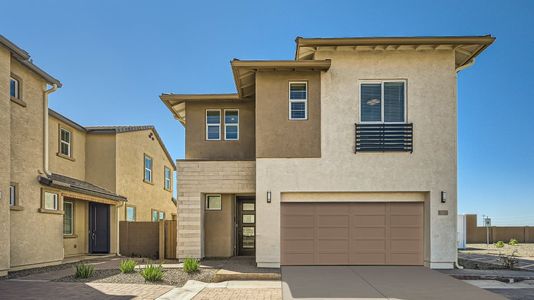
[164,166,172,191]
[289,82,308,120]
[10,77,20,99]
[224,110,239,140]
[144,154,153,183]
[59,128,72,157]
[206,110,221,140]
[360,80,406,123]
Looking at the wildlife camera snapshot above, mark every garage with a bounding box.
[281,202,423,265]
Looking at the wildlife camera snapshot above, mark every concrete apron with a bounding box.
[157,280,281,300]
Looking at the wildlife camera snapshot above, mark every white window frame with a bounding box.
[59,128,72,157]
[10,76,20,99]
[159,211,165,220]
[205,194,222,211]
[206,109,221,141]
[63,201,74,235]
[9,184,16,207]
[224,109,239,141]
[164,166,171,191]
[358,80,407,124]
[126,206,136,222]
[43,191,59,210]
[288,81,308,120]
[144,154,153,183]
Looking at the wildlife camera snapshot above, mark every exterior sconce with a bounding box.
[267,191,271,203]
[441,191,447,203]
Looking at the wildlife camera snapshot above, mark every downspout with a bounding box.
[43,84,58,176]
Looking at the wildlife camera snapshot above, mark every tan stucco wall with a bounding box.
[9,58,65,269]
[255,71,321,158]
[176,161,255,259]
[0,46,11,276]
[63,199,88,257]
[204,194,235,257]
[185,101,255,160]
[85,134,117,193]
[48,115,86,180]
[255,50,458,269]
[115,130,176,222]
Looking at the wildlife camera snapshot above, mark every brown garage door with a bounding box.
[281,202,423,265]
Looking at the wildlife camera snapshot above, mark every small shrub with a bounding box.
[495,241,505,248]
[499,250,519,269]
[75,263,94,278]
[509,238,519,246]
[119,259,137,273]
[183,258,200,274]
[140,264,163,282]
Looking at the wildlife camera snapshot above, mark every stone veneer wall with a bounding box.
[176,160,255,259]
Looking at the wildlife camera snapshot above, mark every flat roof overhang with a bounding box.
[231,59,331,98]
[295,35,495,69]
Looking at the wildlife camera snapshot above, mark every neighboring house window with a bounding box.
[126,206,136,221]
[224,110,239,140]
[164,166,171,191]
[63,201,73,235]
[289,82,307,120]
[206,194,222,210]
[360,80,406,123]
[206,110,221,140]
[10,77,20,99]
[151,210,159,222]
[159,211,165,220]
[43,191,59,210]
[9,184,16,207]
[59,128,72,157]
[144,154,153,183]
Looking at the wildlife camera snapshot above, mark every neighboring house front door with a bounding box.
[237,197,255,256]
[89,202,110,254]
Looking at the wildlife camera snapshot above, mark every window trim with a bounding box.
[39,189,62,214]
[9,183,17,207]
[205,194,222,211]
[164,166,172,191]
[58,126,73,158]
[151,209,160,222]
[126,205,136,222]
[63,201,74,236]
[10,75,21,100]
[358,79,407,124]
[288,81,308,121]
[143,154,153,183]
[159,211,165,221]
[206,109,222,141]
[224,109,239,141]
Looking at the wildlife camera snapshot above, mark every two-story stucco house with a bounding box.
[161,35,494,269]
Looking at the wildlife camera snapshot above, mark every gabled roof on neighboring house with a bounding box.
[39,173,127,202]
[48,109,176,169]
[0,34,62,87]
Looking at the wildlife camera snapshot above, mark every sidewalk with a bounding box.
[158,280,282,300]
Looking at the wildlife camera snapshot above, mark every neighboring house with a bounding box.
[161,35,494,269]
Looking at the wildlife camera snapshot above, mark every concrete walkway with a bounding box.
[157,280,281,300]
[459,252,534,271]
[282,266,506,300]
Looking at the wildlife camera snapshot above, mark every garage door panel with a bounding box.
[318,203,351,214]
[283,239,314,252]
[390,202,423,215]
[391,239,421,252]
[317,253,349,265]
[282,203,315,215]
[390,215,422,227]
[350,203,386,215]
[317,215,349,227]
[351,240,386,252]
[282,227,314,239]
[317,239,348,252]
[352,227,386,239]
[283,253,314,265]
[317,227,348,239]
[389,253,422,265]
[353,215,386,227]
[350,253,386,265]
[391,227,422,239]
[283,215,314,227]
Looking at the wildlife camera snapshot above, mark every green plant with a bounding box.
[495,241,505,248]
[140,264,164,282]
[75,263,94,278]
[499,250,519,269]
[119,259,137,273]
[509,238,519,246]
[183,257,200,274]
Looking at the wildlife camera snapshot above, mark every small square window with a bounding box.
[44,191,59,210]
[206,195,222,210]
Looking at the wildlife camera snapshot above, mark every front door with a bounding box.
[89,202,110,254]
[237,197,255,256]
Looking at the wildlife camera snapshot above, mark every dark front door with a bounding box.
[237,197,256,256]
[89,202,110,254]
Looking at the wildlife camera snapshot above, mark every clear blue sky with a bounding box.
[3,0,533,225]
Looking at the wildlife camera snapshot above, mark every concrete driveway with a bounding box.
[282,266,506,300]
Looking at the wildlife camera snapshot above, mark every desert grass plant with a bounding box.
[119,259,137,273]
[495,240,505,248]
[75,263,95,279]
[140,264,164,282]
[509,238,519,246]
[183,257,200,274]
[499,250,519,269]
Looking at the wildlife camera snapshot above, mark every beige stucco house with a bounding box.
[0,34,176,276]
[161,35,494,269]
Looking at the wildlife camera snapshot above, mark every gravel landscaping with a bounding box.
[462,243,534,259]
[54,268,217,286]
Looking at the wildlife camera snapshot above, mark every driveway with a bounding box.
[282,266,506,300]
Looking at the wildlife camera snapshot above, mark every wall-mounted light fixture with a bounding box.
[267,191,271,203]
[441,191,447,203]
